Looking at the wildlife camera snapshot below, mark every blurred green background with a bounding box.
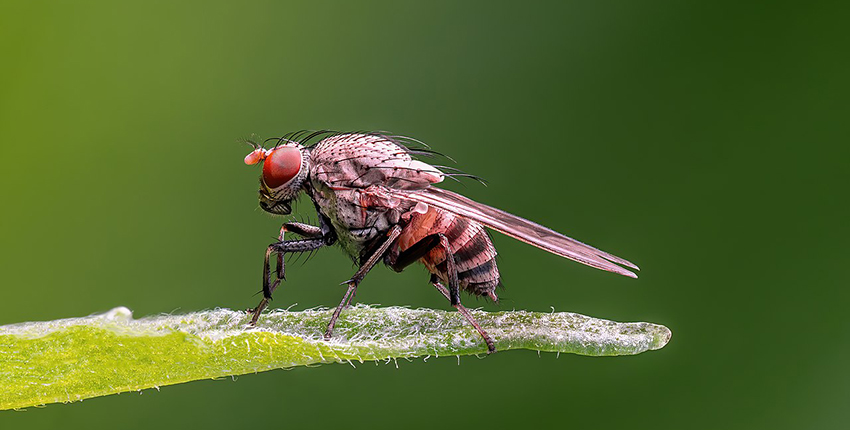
[1,0,847,428]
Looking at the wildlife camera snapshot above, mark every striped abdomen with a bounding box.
[396,206,500,301]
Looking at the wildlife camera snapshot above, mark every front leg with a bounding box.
[267,222,326,285]
[267,221,326,297]
[282,221,323,238]
[249,236,328,325]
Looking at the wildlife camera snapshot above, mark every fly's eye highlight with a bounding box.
[262,146,302,188]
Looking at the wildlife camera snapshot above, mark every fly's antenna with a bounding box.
[240,134,263,150]
[242,134,272,165]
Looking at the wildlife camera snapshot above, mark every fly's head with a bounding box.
[244,141,310,215]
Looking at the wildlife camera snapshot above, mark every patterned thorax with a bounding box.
[306,133,445,261]
[309,133,444,190]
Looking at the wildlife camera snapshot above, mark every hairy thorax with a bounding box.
[309,181,410,262]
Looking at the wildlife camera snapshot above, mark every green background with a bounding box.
[1,1,847,428]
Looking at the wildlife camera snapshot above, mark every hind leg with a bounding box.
[428,275,495,353]
[386,234,497,353]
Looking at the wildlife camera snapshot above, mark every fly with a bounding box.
[244,131,639,353]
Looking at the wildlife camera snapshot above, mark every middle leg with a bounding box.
[324,225,403,339]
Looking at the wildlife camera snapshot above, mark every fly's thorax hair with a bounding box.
[308,133,445,190]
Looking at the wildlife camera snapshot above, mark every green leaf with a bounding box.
[0,305,670,410]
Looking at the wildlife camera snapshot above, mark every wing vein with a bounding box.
[395,187,639,278]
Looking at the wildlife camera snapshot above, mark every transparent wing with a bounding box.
[387,187,640,278]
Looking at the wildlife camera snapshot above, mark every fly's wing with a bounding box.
[310,133,444,190]
[385,186,640,278]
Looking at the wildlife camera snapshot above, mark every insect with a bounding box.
[244,131,639,353]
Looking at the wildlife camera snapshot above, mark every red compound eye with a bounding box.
[262,147,302,188]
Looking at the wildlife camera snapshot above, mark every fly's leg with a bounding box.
[433,235,496,353]
[282,222,323,238]
[249,233,328,325]
[324,225,402,340]
[386,233,497,353]
[436,235,461,306]
[430,275,496,354]
[268,222,325,292]
[251,225,288,318]
[251,225,289,317]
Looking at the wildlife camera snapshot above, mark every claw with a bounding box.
[248,310,260,326]
[248,297,269,326]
